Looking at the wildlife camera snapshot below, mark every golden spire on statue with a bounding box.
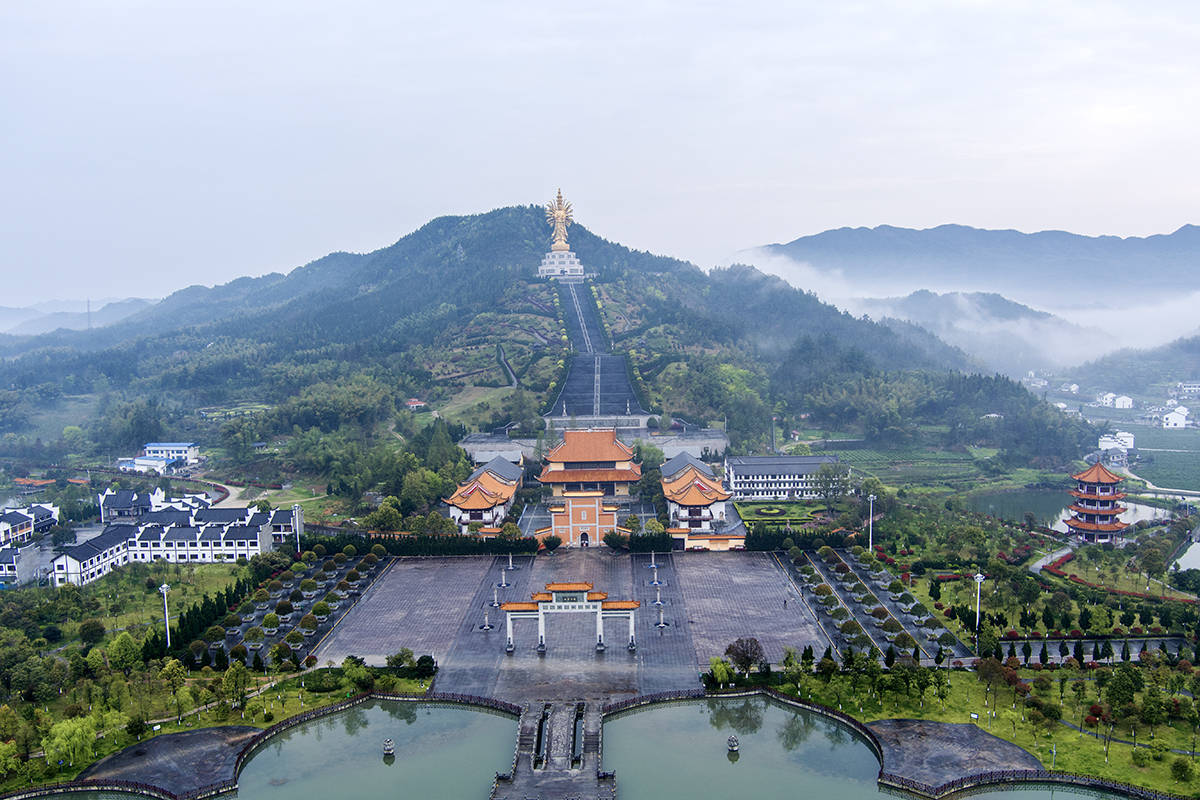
[545,188,573,252]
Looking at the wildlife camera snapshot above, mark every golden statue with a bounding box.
[545,188,573,252]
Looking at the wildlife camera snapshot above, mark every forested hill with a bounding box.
[0,204,1091,464]
[760,223,1200,302]
[1071,334,1200,395]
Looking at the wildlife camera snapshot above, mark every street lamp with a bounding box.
[867,494,877,550]
[974,573,985,632]
[160,583,171,649]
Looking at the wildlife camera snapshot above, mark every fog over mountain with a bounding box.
[857,291,1101,377]
[0,298,153,335]
[733,223,1200,372]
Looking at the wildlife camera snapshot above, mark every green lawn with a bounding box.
[1,669,429,792]
[438,385,517,427]
[787,669,1199,795]
[77,562,246,641]
[1133,451,1200,492]
[734,502,820,524]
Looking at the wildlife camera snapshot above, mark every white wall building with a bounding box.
[1097,392,1117,407]
[723,454,842,500]
[143,442,200,464]
[1164,407,1190,429]
[537,250,585,278]
[1114,396,1133,409]
[51,506,296,587]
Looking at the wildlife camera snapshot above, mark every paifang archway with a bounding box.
[501,582,639,653]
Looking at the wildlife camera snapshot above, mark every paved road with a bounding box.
[1029,546,1073,575]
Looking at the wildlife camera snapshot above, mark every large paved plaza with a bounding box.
[313,549,835,700]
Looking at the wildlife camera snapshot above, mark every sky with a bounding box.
[2,1,1199,306]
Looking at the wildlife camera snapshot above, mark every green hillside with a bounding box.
[0,205,1093,472]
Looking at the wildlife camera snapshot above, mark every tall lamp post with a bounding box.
[974,572,986,632]
[160,583,171,649]
[867,494,877,550]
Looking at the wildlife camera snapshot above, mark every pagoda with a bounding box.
[1066,462,1129,543]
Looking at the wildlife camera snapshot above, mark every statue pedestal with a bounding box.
[538,250,585,278]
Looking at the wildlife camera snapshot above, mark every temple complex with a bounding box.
[537,429,640,546]
[444,456,523,535]
[1065,461,1129,543]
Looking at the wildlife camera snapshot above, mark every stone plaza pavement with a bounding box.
[314,549,835,698]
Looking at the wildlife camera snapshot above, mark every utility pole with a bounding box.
[160,583,171,648]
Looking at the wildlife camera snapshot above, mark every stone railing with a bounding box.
[1,691,521,800]
[878,769,1194,800]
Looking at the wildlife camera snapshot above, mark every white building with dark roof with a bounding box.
[0,547,17,586]
[723,454,842,500]
[53,504,301,586]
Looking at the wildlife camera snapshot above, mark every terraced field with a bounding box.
[818,447,984,489]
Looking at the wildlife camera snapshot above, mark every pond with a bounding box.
[235,700,517,798]
[967,489,1169,533]
[58,697,1128,800]
[603,696,1116,800]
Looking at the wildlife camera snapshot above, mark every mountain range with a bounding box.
[858,290,1100,376]
[754,223,1200,305]
[0,298,152,336]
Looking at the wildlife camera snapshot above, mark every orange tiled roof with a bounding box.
[1071,462,1123,484]
[531,592,552,602]
[546,581,593,591]
[661,466,731,506]
[586,591,608,601]
[1068,503,1127,516]
[13,478,54,486]
[500,602,539,611]
[545,429,634,463]
[537,467,642,484]
[1067,518,1129,532]
[601,600,640,610]
[444,471,518,510]
[1070,489,1127,501]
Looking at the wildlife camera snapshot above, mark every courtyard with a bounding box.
[313,549,836,701]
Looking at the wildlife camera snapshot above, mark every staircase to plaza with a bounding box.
[493,701,614,800]
[544,280,649,429]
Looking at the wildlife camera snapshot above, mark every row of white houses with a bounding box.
[0,503,60,546]
[52,505,302,587]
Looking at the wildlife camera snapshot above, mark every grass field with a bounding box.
[437,385,517,427]
[25,394,100,443]
[1134,451,1200,492]
[793,670,1198,795]
[63,562,247,646]
[821,447,985,490]
[734,502,820,524]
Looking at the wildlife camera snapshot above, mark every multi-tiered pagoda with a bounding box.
[1066,462,1129,543]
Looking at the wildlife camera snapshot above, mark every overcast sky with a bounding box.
[2,1,1198,306]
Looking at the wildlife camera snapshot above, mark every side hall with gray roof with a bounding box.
[468,455,524,485]
[660,452,715,481]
